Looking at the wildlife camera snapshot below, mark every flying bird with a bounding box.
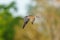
[22,15,40,29]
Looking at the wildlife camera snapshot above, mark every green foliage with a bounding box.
[0,1,23,40]
[0,1,17,12]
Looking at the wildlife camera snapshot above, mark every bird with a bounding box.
[22,15,40,29]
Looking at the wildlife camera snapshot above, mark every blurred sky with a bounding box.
[0,0,60,17]
[0,0,33,17]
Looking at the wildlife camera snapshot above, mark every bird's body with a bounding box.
[28,16,35,22]
[23,15,40,29]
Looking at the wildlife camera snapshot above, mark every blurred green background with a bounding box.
[0,0,60,40]
[0,1,23,40]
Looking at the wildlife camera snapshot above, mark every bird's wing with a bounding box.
[23,17,29,29]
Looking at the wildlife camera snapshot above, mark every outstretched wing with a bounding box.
[23,16,29,29]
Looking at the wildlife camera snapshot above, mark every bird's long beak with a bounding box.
[36,16,40,18]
